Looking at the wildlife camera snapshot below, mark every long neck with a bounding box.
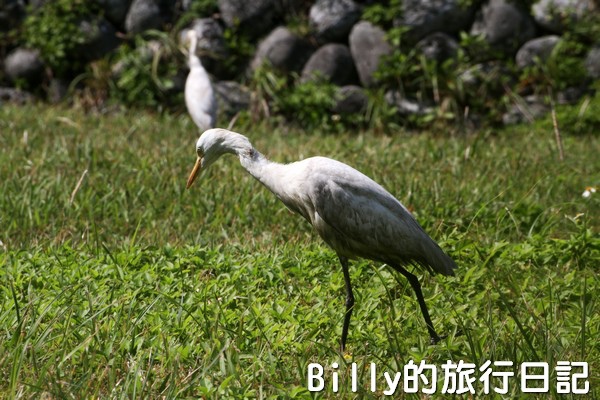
[228,135,306,219]
[239,147,288,196]
[188,36,201,69]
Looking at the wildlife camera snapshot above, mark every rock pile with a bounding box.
[1,0,598,126]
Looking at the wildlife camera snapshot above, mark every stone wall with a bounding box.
[1,0,598,126]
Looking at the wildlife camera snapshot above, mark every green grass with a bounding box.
[0,103,599,398]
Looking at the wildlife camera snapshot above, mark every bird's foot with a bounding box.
[430,329,463,344]
[339,344,353,360]
[429,334,446,345]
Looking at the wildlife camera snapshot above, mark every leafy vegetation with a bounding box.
[108,32,183,109]
[361,0,402,28]
[0,104,598,398]
[221,27,256,79]
[22,0,99,76]
[249,66,353,131]
[185,0,219,19]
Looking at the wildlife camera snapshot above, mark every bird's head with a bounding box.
[180,27,219,67]
[182,30,197,50]
[185,29,196,42]
[186,128,252,189]
[180,30,200,62]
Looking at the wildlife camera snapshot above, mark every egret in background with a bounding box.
[186,128,457,351]
[184,30,217,131]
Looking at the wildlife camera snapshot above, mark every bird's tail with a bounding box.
[421,238,457,276]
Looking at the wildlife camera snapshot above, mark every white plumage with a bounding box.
[184,30,217,131]
[186,128,457,350]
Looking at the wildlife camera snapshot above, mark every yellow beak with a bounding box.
[186,156,202,189]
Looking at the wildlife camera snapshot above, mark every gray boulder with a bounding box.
[218,0,281,39]
[213,80,251,118]
[309,0,361,43]
[532,0,597,33]
[515,35,560,68]
[385,90,435,116]
[332,85,368,114]
[502,94,548,125]
[416,32,460,63]
[395,0,476,44]
[125,0,163,34]
[470,0,536,55]
[0,0,26,32]
[585,46,600,79]
[250,26,314,74]
[301,44,358,86]
[0,87,34,105]
[4,48,45,85]
[349,21,392,88]
[96,0,131,29]
[77,18,121,62]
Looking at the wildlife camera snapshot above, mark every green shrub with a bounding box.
[249,65,370,132]
[109,33,182,109]
[276,80,338,130]
[518,36,588,96]
[22,0,98,75]
[361,0,402,28]
[536,94,600,136]
[221,28,255,79]
[173,0,220,32]
[186,0,219,17]
[543,36,588,90]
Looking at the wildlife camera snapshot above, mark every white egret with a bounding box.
[184,30,217,131]
[186,128,457,351]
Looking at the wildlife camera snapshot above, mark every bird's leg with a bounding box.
[339,255,354,352]
[391,263,442,344]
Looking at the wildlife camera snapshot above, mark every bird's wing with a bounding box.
[307,159,456,275]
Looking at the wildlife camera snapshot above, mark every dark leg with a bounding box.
[390,263,441,344]
[339,256,354,352]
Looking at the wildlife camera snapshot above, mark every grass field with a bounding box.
[0,103,599,398]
